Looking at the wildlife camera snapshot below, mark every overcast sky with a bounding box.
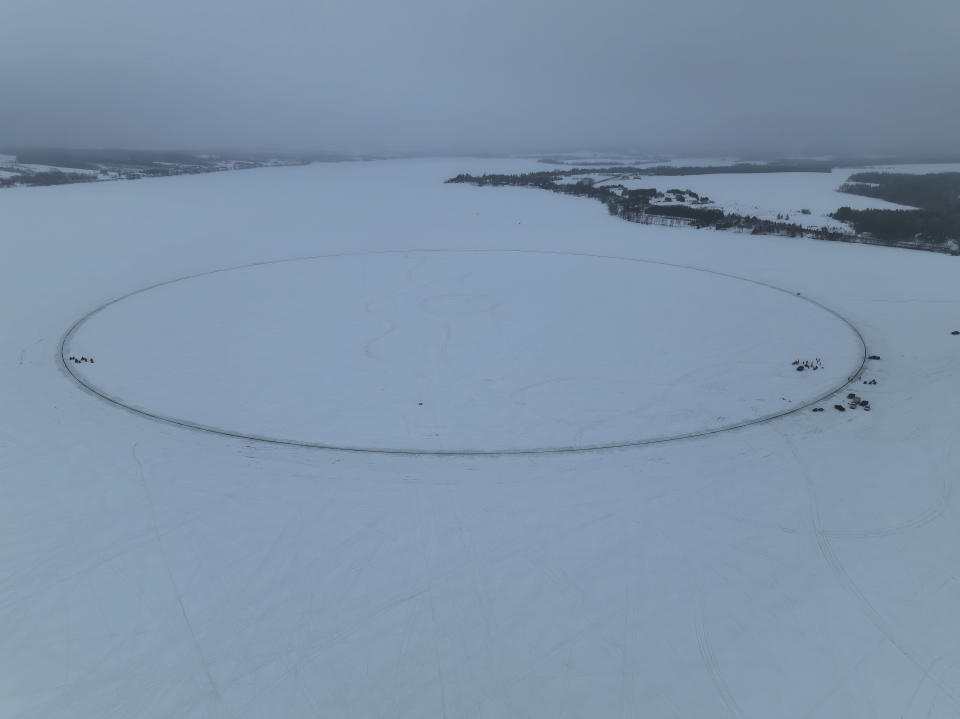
[1,0,957,157]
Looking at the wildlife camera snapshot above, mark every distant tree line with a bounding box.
[447,171,857,244]
[0,150,309,191]
[0,170,98,188]
[4,148,217,170]
[841,172,960,208]
[832,207,958,245]
[835,172,960,247]
[451,161,835,186]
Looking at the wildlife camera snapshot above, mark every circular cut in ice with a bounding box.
[63,250,865,453]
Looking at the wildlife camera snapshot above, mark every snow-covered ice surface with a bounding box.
[65,249,862,452]
[3,158,960,718]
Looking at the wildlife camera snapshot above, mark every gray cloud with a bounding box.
[1,0,957,156]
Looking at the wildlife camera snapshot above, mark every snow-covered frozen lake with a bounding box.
[64,249,862,452]
[3,158,960,718]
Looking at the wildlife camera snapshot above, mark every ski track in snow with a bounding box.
[777,427,960,711]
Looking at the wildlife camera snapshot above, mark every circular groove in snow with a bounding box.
[61,249,866,454]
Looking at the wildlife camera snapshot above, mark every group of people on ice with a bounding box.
[792,358,822,372]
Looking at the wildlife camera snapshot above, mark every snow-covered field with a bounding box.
[3,158,960,718]
[606,168,916,230]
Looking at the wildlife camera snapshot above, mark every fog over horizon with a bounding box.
[2,0,958,158]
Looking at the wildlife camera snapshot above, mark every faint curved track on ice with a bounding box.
[59,248,868,456]
[696,613,750,718]
[778,431,960,709]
